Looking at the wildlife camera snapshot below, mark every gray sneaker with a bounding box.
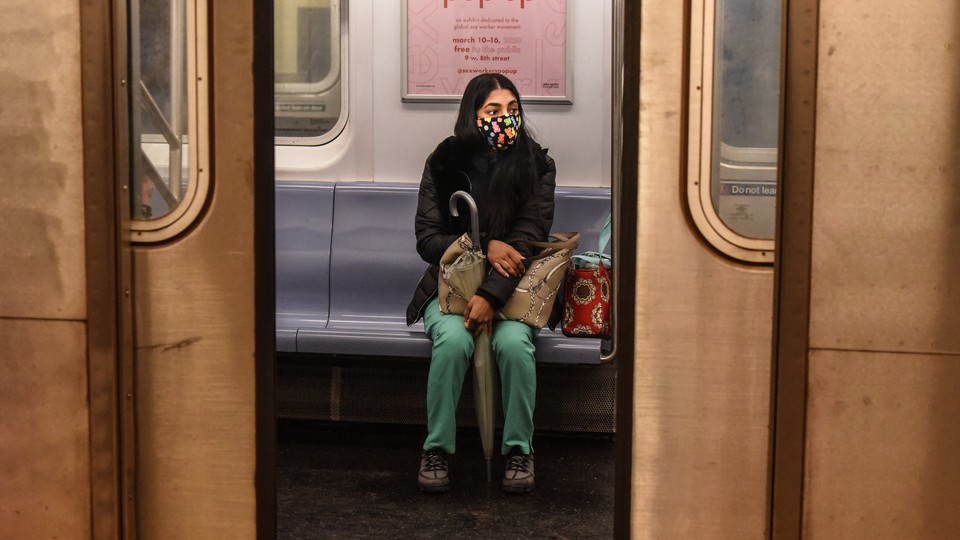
[502,449,535,493]
[418,449,449,493]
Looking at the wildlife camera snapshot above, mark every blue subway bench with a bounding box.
[276,182,611,364]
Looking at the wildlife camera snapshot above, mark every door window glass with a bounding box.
[710,0,781,240]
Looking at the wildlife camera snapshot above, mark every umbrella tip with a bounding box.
[486,459,492,483]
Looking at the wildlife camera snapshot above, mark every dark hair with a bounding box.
[453,73,542,239]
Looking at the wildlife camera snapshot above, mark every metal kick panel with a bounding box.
[0,319,91,538]
[805,350,960,539]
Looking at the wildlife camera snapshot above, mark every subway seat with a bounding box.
[276,182,611,364]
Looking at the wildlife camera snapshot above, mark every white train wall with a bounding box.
[276,0,613,189]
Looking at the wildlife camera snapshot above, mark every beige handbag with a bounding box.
[438,233,483,315]
[438,232,580,328]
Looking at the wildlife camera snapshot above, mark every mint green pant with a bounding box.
[422,297,537,455]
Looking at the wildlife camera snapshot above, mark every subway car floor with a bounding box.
[277,421,615,539]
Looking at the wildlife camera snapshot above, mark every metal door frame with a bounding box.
[253,0,277,537]
[613,0,640,536]
[770,0,820,537]
[80,0,134,536]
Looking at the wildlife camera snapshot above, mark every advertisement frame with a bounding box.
[401,0,572,103]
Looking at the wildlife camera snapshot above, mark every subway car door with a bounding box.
[625,0,781,536]
[123,0,274,537]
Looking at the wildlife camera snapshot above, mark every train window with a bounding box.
[687,0,781,263]
[129,0,210,241]
[274,0,348,144]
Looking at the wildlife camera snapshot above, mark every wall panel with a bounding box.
[0,0,86,320]
[804,2,960,538]
[810,0,960,354]
[0,1,94,537]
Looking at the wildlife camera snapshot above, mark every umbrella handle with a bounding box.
[449,190,480,248]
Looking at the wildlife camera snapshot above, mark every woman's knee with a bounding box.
[492,323,536,365]
[432,322,475,360]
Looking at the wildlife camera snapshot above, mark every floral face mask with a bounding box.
[477,113,522,150]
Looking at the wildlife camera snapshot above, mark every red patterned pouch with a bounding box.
[561,215,612,338]
[561,253,611,338]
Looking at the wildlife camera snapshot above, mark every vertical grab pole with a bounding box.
[130,0,144,218]
[169,0,185,201]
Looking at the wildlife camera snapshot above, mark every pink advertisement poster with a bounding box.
[404,0,569,102]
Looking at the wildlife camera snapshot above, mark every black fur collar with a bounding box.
[427,136,547,185]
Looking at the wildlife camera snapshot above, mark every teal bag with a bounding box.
[571,214,611,270]
[563,215,612,338]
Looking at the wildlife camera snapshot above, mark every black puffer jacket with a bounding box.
[406,136,556,325]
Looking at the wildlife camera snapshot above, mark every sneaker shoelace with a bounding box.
[506,454,530,473]
[424,450,447,472]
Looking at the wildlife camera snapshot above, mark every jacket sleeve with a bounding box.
[476,153,557,307]
[415,156,461,266]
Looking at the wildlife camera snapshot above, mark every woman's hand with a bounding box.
[487,239,525,278]
[463,295,494,335]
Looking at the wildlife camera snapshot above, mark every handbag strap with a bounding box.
[572,215,612,269]
[526,232,580,259]
[572,252,612,269]
[598,214,611,254]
